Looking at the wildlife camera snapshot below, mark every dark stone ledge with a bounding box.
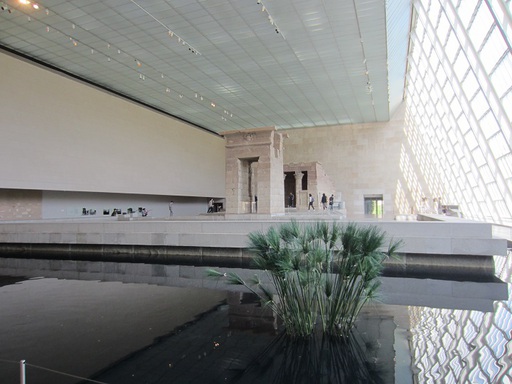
[0,243,499,281]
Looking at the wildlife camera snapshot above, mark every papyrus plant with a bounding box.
[208,221,401,338]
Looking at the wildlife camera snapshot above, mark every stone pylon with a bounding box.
[221,127,286,216]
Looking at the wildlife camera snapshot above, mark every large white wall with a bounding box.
[0,50,225,198]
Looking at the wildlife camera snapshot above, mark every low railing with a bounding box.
[0,358,108,384]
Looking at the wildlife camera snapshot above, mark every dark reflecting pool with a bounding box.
[0,255,511,384]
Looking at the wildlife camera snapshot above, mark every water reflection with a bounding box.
[407,254,512,384]
[0,273,226,384]
[229,331,388,384]
[230,304,399,384]
[92,292,396,384]
[0,255,510,383]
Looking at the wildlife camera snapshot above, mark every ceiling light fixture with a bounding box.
[13,0,42,11]
[129,0,201,55]
[0,3,12,13]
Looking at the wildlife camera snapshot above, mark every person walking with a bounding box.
[329,194,334,210]
[207,198,214,213]
[321,193,327,210]
[169,201,174,216]
[308,194,315,210]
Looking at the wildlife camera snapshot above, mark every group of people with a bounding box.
[311,193,335,210]
[288,192,335,210]
[167,194,336,216]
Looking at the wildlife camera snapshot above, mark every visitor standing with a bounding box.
[169,201,174,217]
[308,194,315,210]
[329,194,334,210]
[321,193,327,210]
[288,192,294,208]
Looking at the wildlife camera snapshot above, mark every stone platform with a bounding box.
[0,212,508,280]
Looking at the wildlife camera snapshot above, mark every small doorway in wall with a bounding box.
[284,172,295,207]
[240,157,259,213]
[364,195,383,218]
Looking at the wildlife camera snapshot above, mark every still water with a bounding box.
[0,255,511,384]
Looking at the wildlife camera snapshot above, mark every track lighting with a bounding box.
[129,0,201,55]
[257,1,285,40]
[10,0,237,122]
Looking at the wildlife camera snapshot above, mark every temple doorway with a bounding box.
[240,158,259,213]
[284,172,295,207]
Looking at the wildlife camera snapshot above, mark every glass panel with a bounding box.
[456,0,479,29]
[480,111,500,139]
[444,31,459,62]
[498,154,512,179]
[491,54,512,97]
[500,89,512,121]
[458,114,471,135]
[428,0,442,24]
[453,51,470,81]
[470,90,489,119]
[461,70,479,98]
[472,147,486,167]
[480,28,508,74]
[480,164,494,184]
[488,132,509,159]
[468,6,494,50]
[450,97,462,118]
[464,129,478,150]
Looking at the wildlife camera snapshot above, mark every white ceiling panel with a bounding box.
[0,0,411,133]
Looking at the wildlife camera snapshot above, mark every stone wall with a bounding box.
[0,189,42,220]
[283,105,407,219]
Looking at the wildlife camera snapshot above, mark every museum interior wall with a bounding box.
[3,0,512,226]
[283,105,410,219]
[0,50,226,219]
[283,0,512,226]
